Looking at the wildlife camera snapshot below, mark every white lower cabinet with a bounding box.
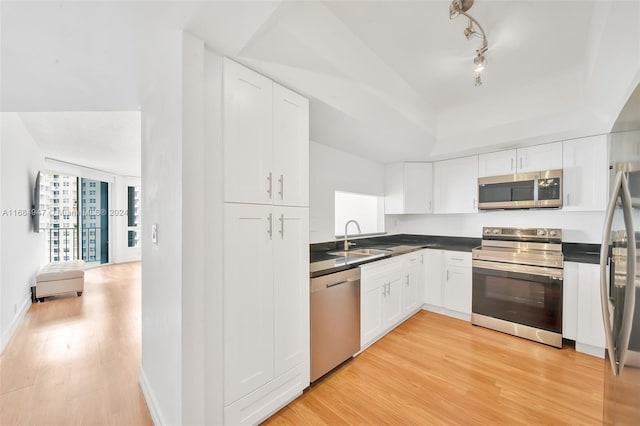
[422,249,472,320]
[360,251,425,349]
[423,249,444,307]
[563,261,606,357]
[443,252,472,316]
[223,203,309,423]
[402,252,424,313]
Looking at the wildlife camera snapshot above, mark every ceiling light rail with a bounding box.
[449,0,489,86]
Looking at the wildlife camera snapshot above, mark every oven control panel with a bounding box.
[482,227,562,243]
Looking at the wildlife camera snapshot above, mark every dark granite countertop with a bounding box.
[310,234,480,278]
[310,234,604,277]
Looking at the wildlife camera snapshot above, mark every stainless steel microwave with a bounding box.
[477,169,563,210]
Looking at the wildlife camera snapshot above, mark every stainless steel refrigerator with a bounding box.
[601,83,640,425]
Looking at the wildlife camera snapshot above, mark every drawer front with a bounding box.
[444,251,471,267]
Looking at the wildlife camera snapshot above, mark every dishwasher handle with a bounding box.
[310,268,361,293]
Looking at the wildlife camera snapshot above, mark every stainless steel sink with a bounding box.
[328,248,391,257]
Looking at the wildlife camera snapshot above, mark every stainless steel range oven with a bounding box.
[472,227,564,348]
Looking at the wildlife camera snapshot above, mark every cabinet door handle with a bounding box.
[278,174,284,200]
[451,257,464,261]
[446,269,450,281]
[278,213,284,239]
[511,158,514,171]
[267,213,273,239]
[473,198,477,209]
[566,193,570,206]
[428,200,432,212]
[519,157,523,169]
[267,172,273,199]
[406,276,410,286]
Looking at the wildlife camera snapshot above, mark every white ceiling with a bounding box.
[17,112,142,177]
[2,1,639,168]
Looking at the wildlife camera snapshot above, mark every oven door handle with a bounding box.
[600,170,636,376]
[472,260,563,280]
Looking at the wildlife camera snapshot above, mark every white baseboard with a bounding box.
[140,366,165,426]
[1,295,31,354]
[421,304,471,322]
[576,342,605,359]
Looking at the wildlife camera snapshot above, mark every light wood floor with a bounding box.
[1,263,606,425]
[0,262,152,426]
[266,310,605,425]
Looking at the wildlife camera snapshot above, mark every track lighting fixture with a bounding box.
[449,0,489,86]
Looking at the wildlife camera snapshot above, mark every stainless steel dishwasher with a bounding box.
[310,267,361,382]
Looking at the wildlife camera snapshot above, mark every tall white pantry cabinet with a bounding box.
[222,58,310,425]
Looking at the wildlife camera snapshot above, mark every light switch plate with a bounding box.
[152,224,158,244]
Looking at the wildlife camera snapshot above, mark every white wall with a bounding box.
[387,210,606,243]
[180,33,225,426]
[139,30,225,426]
[139,28,183,426]
[0,112,46,353]
[310,141,385,243]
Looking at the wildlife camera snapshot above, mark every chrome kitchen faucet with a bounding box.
[343,220,362,251]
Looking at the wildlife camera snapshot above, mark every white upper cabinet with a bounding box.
[516,142,563,173]
[224,59,274,204]
[478,149,517,177]
[224,59,309,206]
[433,155,479,214]
[562,135,608,211]
[273,84,309,207]
[385,162,433,214]
[479,142,563,177]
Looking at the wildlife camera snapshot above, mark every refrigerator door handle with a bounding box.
[600,171,637,376]
[617,171,636,374]
[601,171,622,375]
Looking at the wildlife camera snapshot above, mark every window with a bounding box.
[334,191,385,237]
[127,185,141,247]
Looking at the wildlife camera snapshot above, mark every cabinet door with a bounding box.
[273,206,309,377]
[478,150,517,177]
[384,273,404,327]
[224,58,274,204]
[404,163,433,214]
[516,142,563,173]
[563,262,579,340]
[424,250,443,306]
[562,135,608,211]
[433,156,478,214]
[273,84,309,207]
[361,273,385,347]
[224,203,274,404]
[443,252,472,316]
[577,263,606,348]
[402,266,422,314]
